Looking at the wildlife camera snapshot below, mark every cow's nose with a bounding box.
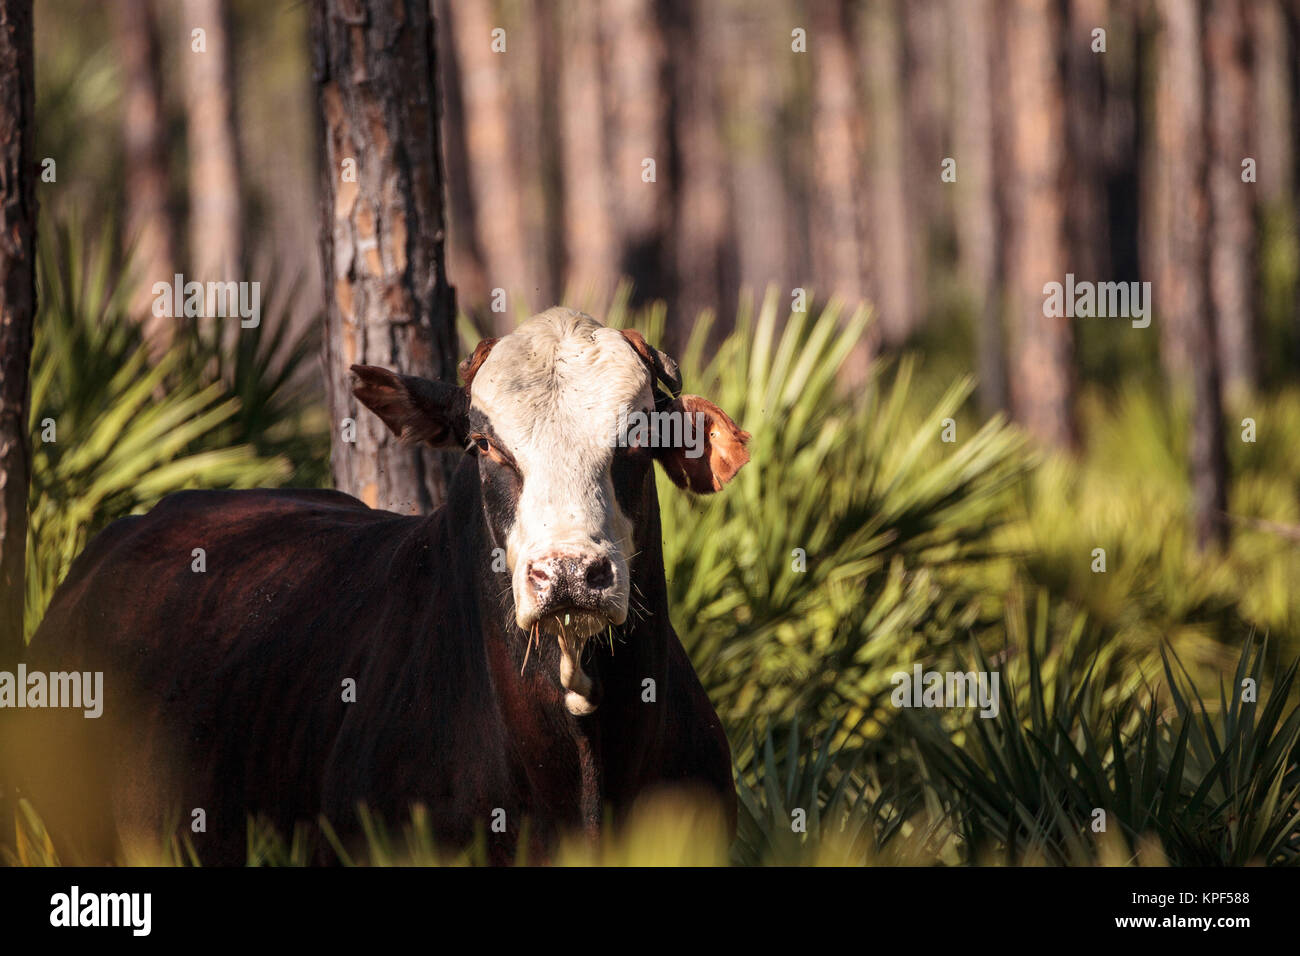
[526,552,615,608]
[584,556,614,591]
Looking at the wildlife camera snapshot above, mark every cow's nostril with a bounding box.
[527,563,551,590]
[584,557,614,591]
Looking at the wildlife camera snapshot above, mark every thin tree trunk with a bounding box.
[502,1,554,307]
[182,0,243,288]
[115,0,178,357]
[559,0,617,307]
[809,0,866,306]
[1251,0,1292,205]
[312,0,458,515]
[0,0,36,856]
[534,0,563,307]
[602,0,672,305]
[1002,0,1075,448]
[664,0,732,344]
[1206,0,1256,399]
[860,0,914,347]
[951,0,1004,414]
[1153,0,1229,549]
[447,0,536,326]
[1064,0,1110,282]
[433,0,487,309]
[902,0,948,328]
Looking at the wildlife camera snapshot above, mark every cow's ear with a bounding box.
[351,365,468,448]
[621,328,682,396]
[656,395,751,493]
[458,337,498,390]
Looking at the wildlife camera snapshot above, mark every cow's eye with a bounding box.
[474,437,491,454]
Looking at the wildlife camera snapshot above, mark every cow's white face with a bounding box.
[351,307,751,716]
[469,311,649,699]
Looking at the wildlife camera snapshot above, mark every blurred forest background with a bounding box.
[4,0,1300,864]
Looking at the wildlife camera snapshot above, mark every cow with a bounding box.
[11,308,750,864]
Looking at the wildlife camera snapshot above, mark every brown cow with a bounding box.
[14,308,750,863]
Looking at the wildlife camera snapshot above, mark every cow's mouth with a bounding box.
[534,609,607,716]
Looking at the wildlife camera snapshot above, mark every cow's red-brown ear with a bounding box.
[458,337,498,390]
[351,365,468,448]
[656,395,751,493]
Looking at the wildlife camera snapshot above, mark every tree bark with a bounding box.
[664,0,732,344]
[950,0,1005,414]
[559,0,617,307]
[902,0,948,327]
[1002,0,1076,448]
[809,0,866,307]
[1251,0,1292,205]
[1153,0,1229,549]
[446,0,536,326]
[115,0,178,358]
[182,0,243,287]
[601,0,672,306]
[312,0,458,515]
[1205,0,1256,398]
[860,0,914,348]
[1064,0,1110,283]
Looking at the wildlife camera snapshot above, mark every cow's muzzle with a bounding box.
[519,550,625,716]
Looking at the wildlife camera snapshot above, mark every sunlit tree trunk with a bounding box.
[312,0,458,514]
[1002,0,1075,448]
[182,0,243,290]
[115,0,178,357]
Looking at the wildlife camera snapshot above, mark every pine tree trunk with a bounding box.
[860,0,914,347]
[1064,0,1110,282]
[902,0,948,329]
[950,0,1004,414]
[1153,0,1229,549]
[312,0,458,515]
[447,0,536,325]
[1251,0,1293,205]
[433,0,487,309]
[664,0,732,344]
[559,0,617,306]
[1002,0,1076,448]
[116,0,178,358]
[1206,0,1256,398]
[809,0,866,307]
[0,0,35,855]
[183,0,243,287]
[601,0,672,305]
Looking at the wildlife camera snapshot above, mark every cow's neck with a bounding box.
[445,457,672,833]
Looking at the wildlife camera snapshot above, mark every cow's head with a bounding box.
[351,308,750,714]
